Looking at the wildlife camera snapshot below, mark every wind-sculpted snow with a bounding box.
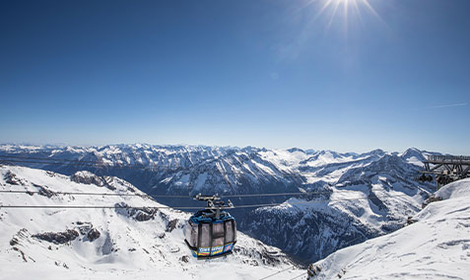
[307,178,470,280]
[0,165,297,279]
[434,178,470,200]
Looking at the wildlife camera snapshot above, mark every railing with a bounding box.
[427,155,470,162]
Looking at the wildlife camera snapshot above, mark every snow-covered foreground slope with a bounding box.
[307,178,470,280]
[0,165,299,280]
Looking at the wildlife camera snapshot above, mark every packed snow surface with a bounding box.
[307,178,470,280]
[0,165,299,280]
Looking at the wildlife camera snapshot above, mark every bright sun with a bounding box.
[312,0,383,29]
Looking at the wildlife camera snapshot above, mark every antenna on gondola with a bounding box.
[194,193,234,219]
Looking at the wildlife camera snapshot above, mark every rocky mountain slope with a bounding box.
[306,178,470,280]
[0,165,299,280]
[0,145,304,207]
[239,149,436,263]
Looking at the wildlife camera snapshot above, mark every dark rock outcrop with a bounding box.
[4,171,26,185]
[32,183,56,198]
[70,172,105,186]
[166,219,178,232]
[32,229,79,244]
[86,228,101,241]
[73,222,101,241]
[115,203,158,221]
[422,195,443,209]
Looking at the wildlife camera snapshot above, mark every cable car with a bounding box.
[184,194,237,259]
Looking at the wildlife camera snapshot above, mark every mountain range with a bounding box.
[0,144,438,263]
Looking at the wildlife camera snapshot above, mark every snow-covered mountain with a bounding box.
[0,144,304,198]
[0,144,436,198]
[240,151,435,263]
[0,165,299,280]
[306,178,470,279]
[0,144,438,264]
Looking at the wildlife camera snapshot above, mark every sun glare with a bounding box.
[311,0,384,30]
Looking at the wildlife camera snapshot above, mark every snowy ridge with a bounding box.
[0,144,303,196]
[0,145,437,195]
[0,165,298,280]
[307,178,470,280]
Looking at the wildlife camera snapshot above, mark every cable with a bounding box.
[0,202,288,210]
[234,193,419,209]
[221,191,331,198]
[0,190,191,198]
[0,204,285,210]
[0,194,423,210]
[0,205,199,210]
[258,265,296,280]
[0,189,331,199]
[287,272,306,280]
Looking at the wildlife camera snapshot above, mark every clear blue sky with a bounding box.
[1,0,469,154]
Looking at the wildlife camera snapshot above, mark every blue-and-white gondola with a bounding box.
[184,194,237,258]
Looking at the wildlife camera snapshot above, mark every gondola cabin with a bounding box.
[184,195,237,259]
